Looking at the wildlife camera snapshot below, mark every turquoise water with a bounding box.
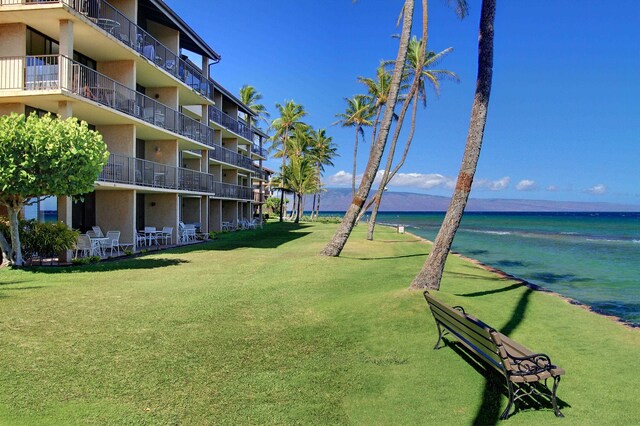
[368,212,640,326]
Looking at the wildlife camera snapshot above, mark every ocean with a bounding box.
[362,212,640,326]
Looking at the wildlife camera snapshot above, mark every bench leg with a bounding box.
[551,376,564,417]
[500,380,515,420]
[433,323,445,350]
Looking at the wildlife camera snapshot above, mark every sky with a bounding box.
[167,0,640,206]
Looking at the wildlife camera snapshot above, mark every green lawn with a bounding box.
[1,222,638,425]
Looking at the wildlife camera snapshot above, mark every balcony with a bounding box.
[209,106,263,145]
[0,55,218,147]
[0,0,214,98]
[208,145,254,170]
[98,153,252,200]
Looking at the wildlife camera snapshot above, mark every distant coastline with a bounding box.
[308,188,640,213]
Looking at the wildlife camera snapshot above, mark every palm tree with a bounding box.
[335,95,374,198]
[321,0,416,257]
[240,85,270,128]
[269,100,307,222]
[368,39,458,240]
[283,155,317,223]
[309,129,338,220]
[411,0,496,290]
[358,63,393,145]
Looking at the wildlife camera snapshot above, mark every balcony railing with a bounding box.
[0,0,214,97]
[209,107,263,144]
[251,144,268,158]
[98,153,252,200]
[0,55,220,146]
[208,145,254,170]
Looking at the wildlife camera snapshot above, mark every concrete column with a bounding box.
[145,193,179,245]
[209,199,221,232]
[97,124,136,157]
[58,101,72,119]
[95,190,135,247]
[58,20,73,89]
[57,196,73,262]
[200,195,208,233]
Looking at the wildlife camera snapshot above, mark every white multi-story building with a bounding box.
[0,0,269,248]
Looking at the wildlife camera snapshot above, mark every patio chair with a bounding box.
[104,231,121,256]
[92,226,104,237]
[144,226,158,246]
[159,227,173,245]
[87,230,98,238]
[136,231,147,247]
[74,234,93,258]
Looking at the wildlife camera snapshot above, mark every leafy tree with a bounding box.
[266,196,288,216]
[321,0,416,257]
[412,0,496,290]
[240,84,270,128]
[0,113,108,266]
[269,100,307,222]
[334,95,374,198]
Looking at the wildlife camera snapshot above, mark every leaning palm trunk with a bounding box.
[311,192,317,221]
[351,127,360,198]
[321,0,414,257]
[368,0,427,241]
[315,192,322,220]
[368,89,420,240]
[411,0,496,290]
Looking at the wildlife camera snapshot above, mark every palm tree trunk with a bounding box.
[352,126,360,198]
[355,196,376,223]
[316,191,322,219]
[411,0,496,290]
[370,105,382,154]
[321,0,414,257]
[294,193,300,223]
[311,192,317,221]
[368,87,420,240]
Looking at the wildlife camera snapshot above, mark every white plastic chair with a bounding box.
[92,226,104,238]
[104,231,120,256]
[74,234,93,258]
[136,231,146,247]
[144,226,158,246]
[159,226,173,245]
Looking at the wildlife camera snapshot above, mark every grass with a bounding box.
[0,222,639,425]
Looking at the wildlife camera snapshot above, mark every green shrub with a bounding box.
[208,231,217,240]
[0,219,79,263]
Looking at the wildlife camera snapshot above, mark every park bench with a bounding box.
[423,290,565,419]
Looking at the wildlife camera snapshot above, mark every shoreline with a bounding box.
[397,227,639,330]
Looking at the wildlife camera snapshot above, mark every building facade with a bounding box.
[0,0,268,247]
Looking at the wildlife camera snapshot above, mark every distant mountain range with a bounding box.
[306,188,640,212]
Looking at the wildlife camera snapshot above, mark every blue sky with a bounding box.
[168,0,640,205]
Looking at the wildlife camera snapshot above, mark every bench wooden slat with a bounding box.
[429,307,504,369]
[425,294,493,338]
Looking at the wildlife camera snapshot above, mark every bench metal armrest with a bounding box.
[507,352,556,376]
[452,306,466,314]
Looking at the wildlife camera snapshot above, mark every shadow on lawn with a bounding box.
[19,258,190,275]
[456,282,524,298]
[469,288,570,424]
[343,253,427,261]
[191,222,312,252]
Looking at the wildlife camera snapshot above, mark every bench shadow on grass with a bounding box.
[447,288,570,424]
